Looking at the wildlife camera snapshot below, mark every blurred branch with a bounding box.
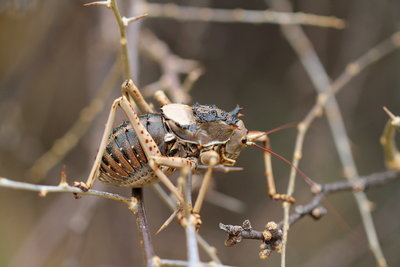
[195,233,222,264]
[157,258,234,267]
[219,170,400,256]
[139,30,200,103]
[26,59,121,183]
[137,2,345,29]
[0,175,224,265]
[270,1,400,266]
[8,194,102,267]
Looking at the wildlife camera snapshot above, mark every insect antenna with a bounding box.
[250,142,316,187]
[251,121,299,140]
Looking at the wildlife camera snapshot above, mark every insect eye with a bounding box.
[241,137,247,144]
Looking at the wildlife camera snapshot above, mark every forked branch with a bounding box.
[219,170,400,259]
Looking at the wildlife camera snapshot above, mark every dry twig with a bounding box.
[136,2,345,29]
[139,30,200,103]
[219,170,400,257]
[27,59,121,183]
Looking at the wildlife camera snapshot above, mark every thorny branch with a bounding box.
[270,0,400,264]
[85,0,147,79]
[0,177,132,205]
[219,170,400,258]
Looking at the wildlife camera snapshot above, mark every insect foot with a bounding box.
[270,193,296,203]
[73,181,90,192]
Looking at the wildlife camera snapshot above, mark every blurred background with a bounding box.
[0,0,400,266]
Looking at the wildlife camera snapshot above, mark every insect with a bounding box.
[75,79,298,216]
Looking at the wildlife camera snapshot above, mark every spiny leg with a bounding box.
[247,131,295,203]
[75,97,124,190]
[117,89,184,203]
[122,79,153,114]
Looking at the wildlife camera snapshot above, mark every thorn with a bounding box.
[122,14,148,26]
[383,106,396,120]
[84,1,110,8]
[39,189,48,197]
[155,209,179,234]
[58,165,69,188]
[383,106,400,127]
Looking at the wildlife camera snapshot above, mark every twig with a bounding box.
[157,258,235,267]
[270,1,400,266]
[136,2,345,29]
[8,194,101,267]
[195,233,222,264]
[85,0,147,80]
[132,188,156,267]
[219,170,400,250]
[152,177,222,264]
[282,170,399,227]
[0,177,132,205]
[26,59,121,183]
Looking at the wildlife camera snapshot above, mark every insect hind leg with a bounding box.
[119,82,185,203]
[74,97,125,191]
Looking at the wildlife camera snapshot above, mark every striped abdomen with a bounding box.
[98,113,174,187]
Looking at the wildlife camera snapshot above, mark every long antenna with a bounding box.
[251,121,298,140]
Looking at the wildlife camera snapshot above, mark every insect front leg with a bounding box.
[247,131,295,203]
[193,150,220,214]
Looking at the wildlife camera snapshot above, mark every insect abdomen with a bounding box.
[98,114,171,187]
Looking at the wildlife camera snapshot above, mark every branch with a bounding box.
[283,170,399,226]
[139,30,200,103]
[85,0,147,80]
[270,0,400,265]
[157,258,235,267]
[26,59,121,183]
[0,177,132,205]
[132,188,156,267]
[137,3,345,29]
[219,170,400,257]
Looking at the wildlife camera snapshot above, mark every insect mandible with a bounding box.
[75,79,296,217]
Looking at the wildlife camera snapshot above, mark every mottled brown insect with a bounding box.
[75,80,294,214]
